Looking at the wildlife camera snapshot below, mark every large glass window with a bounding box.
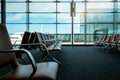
[87,13,113,23]
[6,24,26,34]
[74,24,85,44]
[6,3,26,12]
[76,3,85,12]
[30,3,56,12]
[6,0,26,1]
[58,24,71,44]
[88,0,113,1]
[58,13,71,23]
[58,3,70,12]
[87,2,113,12]
[118,2,120,12]
[117,14,120,23]
[6,13,26,23]
[4,0,120,45]
[30,0,55,1]
[30,24,56,33]
[30,14,56,23]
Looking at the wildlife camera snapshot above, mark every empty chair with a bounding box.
[109,34,120,53]
[27,32,38,49]
[103,35,111,46]
[13,32,48,62]
[35,32,61,64]
[94,35,107,47]
[19,31,31,49]
[111,34,120,46]
[12,31,31,51]
[12,31,32,62]
[35,32,62,51]
[17,32,51,62]
[102,34,115,52]
[0,24,59,80]
[94,35,105,47]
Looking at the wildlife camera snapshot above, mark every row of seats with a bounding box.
[35,32,62,52]
[13,31,62,63]
[94,34,120,54]
[0,24,59,80]
[14,31,62,52]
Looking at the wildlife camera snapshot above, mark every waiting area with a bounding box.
[0,0,120,80]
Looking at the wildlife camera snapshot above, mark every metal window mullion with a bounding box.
[56,0,58,39]
[1,0,6,24]
[71,0,76,46]
[84,0,87,45]
[115,0,118,34]
[116,0,118,34]
[26,0,29,32]
[113,0,117,34]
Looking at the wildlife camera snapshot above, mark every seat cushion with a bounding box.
[1,62,59,80]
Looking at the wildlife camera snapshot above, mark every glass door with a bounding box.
[57,0,86,45]
[73,1,85,45]
[71,0,86,45]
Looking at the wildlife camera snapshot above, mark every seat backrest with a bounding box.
[114,34,120,44]
[28,32,37,49]
[36,32,43,43]
[28,33,35,44]
[20,31,31,49]
[40,33,47,45]
[110,34,116,43]
[41,33,46,41]
[0,24,18,68]
[105,35,111,42]
[34,32,39,43]
[33,32,38,43]
[101,35,107,42]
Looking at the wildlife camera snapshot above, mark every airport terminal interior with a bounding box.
[0,0,120,80]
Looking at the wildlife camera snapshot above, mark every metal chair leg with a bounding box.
[51,56,61,64]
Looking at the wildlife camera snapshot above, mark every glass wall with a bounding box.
[5,0,120,45]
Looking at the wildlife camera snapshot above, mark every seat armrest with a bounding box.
[0,49,37,76]
[12,43,49,55]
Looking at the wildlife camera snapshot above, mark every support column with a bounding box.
[70,0,75,47]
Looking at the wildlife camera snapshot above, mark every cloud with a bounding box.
[7,14,25,21]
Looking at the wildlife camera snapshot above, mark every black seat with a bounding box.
[0,24,59,80]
